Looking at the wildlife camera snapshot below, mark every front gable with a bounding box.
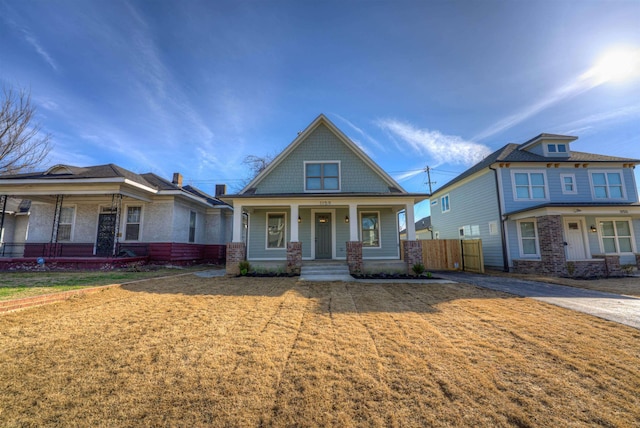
[243,115,404,195]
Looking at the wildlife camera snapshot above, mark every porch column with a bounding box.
[348,203,358,241]
[232,203,243,243]
[0,195,6,244]
[405,203,416,241]
[290,203,299,242]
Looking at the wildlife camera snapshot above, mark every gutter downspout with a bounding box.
[489,166,509,272]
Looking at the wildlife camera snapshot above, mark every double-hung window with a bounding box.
[517,220,539,257]
[305,162,340,191]
[591,171,624,199]
[599,219,634,254]
[513,171,547,200]
[560,174,577,195]
[361,212,380,247]
[441,194,450,213]
[125,206,142,241]
[57,206,75,241]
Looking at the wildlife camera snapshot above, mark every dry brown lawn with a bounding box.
[1,275,639,427]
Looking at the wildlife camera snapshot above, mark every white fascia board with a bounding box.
[225,195,422,208]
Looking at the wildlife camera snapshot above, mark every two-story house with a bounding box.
[221,114,428,275]
[430,134,640,276]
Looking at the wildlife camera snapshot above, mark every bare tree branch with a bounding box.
[0,85,52,175]
[241,154,274,186]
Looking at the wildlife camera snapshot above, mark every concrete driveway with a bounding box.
[439,272,640,330]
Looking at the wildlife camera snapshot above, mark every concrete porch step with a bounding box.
[300,261,353,282]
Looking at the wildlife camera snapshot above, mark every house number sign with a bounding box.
[320,201,331,206]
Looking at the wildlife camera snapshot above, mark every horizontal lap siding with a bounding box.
[432,171,503,267]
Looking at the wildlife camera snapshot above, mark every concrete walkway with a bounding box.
[439,272,640,330]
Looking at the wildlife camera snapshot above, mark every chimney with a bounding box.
[172,172,183,187]
[215,184,227,196]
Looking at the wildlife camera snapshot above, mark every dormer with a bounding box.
[518,134,577,158]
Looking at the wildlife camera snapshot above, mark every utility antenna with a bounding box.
[424,166,436,194]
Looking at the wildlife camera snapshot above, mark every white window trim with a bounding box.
[489,221,498,236]
[303,160,341,193]
[265,212,287,250]
[511,170,550,201]
[589,170,627,200]
[434,231,440,239]
[57,205,77,242]
[543,143,568,156]
[122,205,143,242]
[360,210,381,249]
[560,173,578,195]
[516,219,540,258]
[596,217,636,254]
[441,194,450,213]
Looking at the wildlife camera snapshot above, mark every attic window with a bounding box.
[305,161,340,192]
[546,144,567,154]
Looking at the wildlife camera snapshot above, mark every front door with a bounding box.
[564,218,587,260]
[96,213,116,256]
[315,213,332,259]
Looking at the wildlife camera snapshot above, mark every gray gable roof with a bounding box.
[434,142,640,195]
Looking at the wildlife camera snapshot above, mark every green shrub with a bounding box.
[411,263,426,276]
[238,260,251,276]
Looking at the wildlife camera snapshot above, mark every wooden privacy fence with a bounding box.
[401,239,484,273]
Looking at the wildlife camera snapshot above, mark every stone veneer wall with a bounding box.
[225,242,246,276]
[593,254,623,277]
[286,242,302,275]
[346,241,363,274]
[403,240,423,275]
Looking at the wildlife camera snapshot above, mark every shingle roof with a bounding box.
[433,143,640,194]
[1,164,227,207]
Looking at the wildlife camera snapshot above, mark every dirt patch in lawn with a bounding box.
[1,276,639,427]
[486,269,640,297]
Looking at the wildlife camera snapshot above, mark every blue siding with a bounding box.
[502,166,638,214]
[431,170,503,267]
[255,124,390,194]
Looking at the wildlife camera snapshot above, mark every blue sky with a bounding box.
[1,0,639,222]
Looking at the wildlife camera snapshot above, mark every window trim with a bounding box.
[441,194,450,213]
[596,217,636,255]
[304,161,341,193]
[359,211,381,249]
[265,212,287,250]
[511,170,549,201]
[544,143,568,156]
[489,221,498,236]
[516,219,540,258]
[57,205,76,242]
[589,170,626,200]
[560,173,578,195]
[123,205,143,242]
[188,210,197,243]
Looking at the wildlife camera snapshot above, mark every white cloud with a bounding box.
[554,105,640,136]
[331,113,387,154]
[377,119,492,167]
[21,29,58,72]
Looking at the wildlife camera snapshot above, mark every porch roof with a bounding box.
[221,192,429,203]
[505,202,640,220]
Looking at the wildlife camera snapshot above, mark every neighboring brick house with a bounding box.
[430,133,640,277]
[0,164,232,268]
[220,114,428,275]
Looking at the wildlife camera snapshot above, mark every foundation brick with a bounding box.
[225,242,246,276]
[286,242,302,275]
[403,240,423,275]
[346,241,363,274]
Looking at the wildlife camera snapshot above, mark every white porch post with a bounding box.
[405,203,416,241]
[349,203,358,241]
[232,203,243,242]
[290,203,299,242]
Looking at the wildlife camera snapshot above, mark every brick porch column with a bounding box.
[287,242,302,275]
[346,241,363,274]
[403,240,423,275]
[603,254,622,277]
[536,215,567,276]
[225,242,246,276]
